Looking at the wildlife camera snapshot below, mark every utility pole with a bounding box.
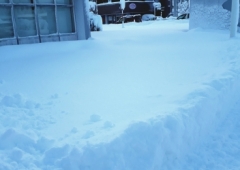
[230,0,239,38]
[120,0,125,28]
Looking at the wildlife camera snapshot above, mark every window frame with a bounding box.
[0,0,77,42]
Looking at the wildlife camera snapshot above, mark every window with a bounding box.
[97,0,109,4]
[13,0,34,3]
[14,6,37,37]
[0,0,9,3]
[36,0,54,3]
[56,0,72,5]
[57,6,75,33]
[37,6,57,35]
[0,6,14,38]
[0,0,77,41]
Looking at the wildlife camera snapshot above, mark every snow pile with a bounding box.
[189,2,231,30]
[0,20,240,170]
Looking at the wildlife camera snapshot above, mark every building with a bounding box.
[190,0,240,30]
[0,0,91,46]
[96,0,172,24]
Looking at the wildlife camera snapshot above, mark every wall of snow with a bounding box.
[189,0,233,30]
[70,69,240,170]
[1,58,240,170]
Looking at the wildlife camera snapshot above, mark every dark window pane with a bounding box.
[0,0,9,3]
[13,0,34,3]
[36,0,54,3]
[0,6,14,39]
[56,0,72,5]
[14,6,37,37]
[37,6,56,35]
[57,7,75,33]
[97,0,108,4]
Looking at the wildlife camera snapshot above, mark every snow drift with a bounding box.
[0,20,240,170]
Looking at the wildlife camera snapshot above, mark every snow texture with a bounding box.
[0,19,240,170]
[189,0,236,30]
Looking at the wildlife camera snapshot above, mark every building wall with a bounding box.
[0,0,90,46]
[189,0,237,30]
[97,0,172,24]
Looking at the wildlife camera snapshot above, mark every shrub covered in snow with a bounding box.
[178,0,189,15]
[89,0,103,31]
[89,13,103,31]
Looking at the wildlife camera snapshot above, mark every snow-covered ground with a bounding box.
[0,19,240,170]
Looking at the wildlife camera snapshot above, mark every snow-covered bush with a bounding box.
[89,1,97,13]
[89,0,103,31]
[178,0,189,15]
[89,13,103,31]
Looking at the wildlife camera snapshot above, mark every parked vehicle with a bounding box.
[115,14,142,24]
[141,14,157,21]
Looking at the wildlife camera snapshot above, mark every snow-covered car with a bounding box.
[141,14,157,21]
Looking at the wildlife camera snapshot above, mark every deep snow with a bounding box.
[0,19,240,170]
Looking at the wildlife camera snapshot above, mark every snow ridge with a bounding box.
[70,69,240,170]
[1,66,237,170]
